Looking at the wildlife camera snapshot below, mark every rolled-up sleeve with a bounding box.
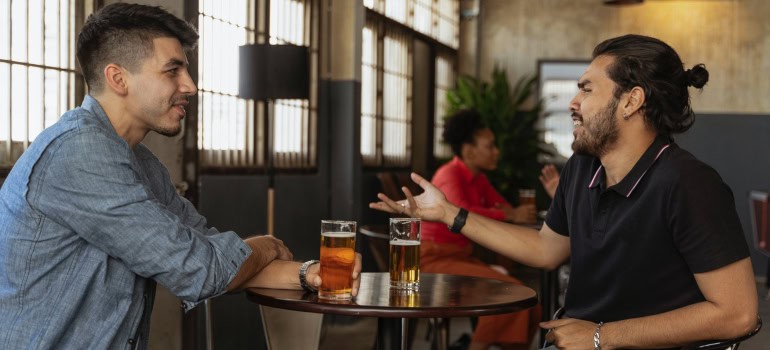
[29,130,250,303]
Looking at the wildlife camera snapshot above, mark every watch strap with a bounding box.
[299,260,320,292]
[448,208,469,234]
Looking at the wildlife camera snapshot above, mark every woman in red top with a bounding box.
[422,109,540,350]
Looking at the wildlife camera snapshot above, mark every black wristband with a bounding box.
[448,208,469,234]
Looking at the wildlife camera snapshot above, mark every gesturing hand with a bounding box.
[539,164,561,199]
[368,172,455,224]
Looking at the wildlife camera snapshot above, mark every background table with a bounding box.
[246,272,537,350]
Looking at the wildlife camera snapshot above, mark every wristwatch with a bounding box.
[299,260,320,292]
[448,208,469,234]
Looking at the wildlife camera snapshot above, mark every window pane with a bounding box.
[198,0,316,169]
[366,0,459,49]
[0,63,10,165]
[361,24,378,163]
[11,0,27,61]
[198,0,257,167]
[269,0,315,169]
[0,0,78,167]
[0,1,9,60]
[381,30,411,166]
[434,54,453,158]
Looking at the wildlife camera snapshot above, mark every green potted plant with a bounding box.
[444,67,547,205]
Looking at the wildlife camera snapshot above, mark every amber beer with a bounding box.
[518,188,536,206]
[389,288,419,307]
[319,221,356,300]
[389,218,420,289]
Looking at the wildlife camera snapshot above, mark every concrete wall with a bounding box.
[473,0,770,114]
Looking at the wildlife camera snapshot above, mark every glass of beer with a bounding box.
[518,188,536,206]
[319,220,357,300]
[389,217,420,290]
[389,288,419,307]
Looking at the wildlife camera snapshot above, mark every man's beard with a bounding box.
[155,124,182,137]
[572,98,620,157]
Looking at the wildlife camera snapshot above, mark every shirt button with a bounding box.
[128,339,135,345]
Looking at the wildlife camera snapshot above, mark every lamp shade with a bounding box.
[238,44,310,100]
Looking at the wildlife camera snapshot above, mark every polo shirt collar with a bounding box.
[450,156,476,183]
[588,134,671,197]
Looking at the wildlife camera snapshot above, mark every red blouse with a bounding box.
[421,156,511,247]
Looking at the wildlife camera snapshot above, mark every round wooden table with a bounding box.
[246,272,538,350]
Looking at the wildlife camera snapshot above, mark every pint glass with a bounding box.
[518,188,536,206]
[389,218,420,289]
[319,220,357,300]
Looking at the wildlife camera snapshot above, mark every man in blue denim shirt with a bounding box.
[0,4,360,349]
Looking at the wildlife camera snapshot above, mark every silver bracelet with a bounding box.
[299,260,320,292]
[593,321,604,350]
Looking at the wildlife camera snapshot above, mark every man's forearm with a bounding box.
[226,236,281,291]
[242,259,304,290]
[603,258,758,349]
[460,211,569,269]
[603,301,756,349]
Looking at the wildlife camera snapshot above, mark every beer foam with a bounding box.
[322,231,356,238]
[390,239,420,246]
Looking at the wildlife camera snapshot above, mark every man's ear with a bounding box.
[103,64,129,96]
[623,86,645,117]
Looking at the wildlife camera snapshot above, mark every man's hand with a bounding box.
[541,318,602,350]
[305,253,363,296]
[498,203,536,224]
[228,235,293,291]
[369,172,456,224]
[248,235,293,262]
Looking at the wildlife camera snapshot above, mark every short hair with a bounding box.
[442,109,488,157]
[76,3,199,93]
[593,34,708,135]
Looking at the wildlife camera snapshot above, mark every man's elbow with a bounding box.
[728,310,760,338]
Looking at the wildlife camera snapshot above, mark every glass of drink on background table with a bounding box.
[319,220,357,300]
[518,188,536,206]
[389,217,420,290]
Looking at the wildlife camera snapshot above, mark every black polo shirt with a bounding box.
[546,135,749,323]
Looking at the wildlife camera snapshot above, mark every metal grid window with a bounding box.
[361,19,412,167]
[1,0,80,168]
[433,53,453,158]
[197,0,259,167]
[268,0,317,169]
[197,0,317,169]
[364,0,459,49]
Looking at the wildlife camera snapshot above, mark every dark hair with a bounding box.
[76,3,199,93]
[592,34,708,135]
[442,109,487,157]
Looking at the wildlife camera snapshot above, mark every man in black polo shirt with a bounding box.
[370,34,758,350]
